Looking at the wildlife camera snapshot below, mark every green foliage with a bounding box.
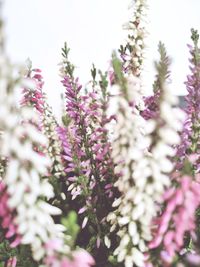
[61,42,75,78]
[190,28,200,69]
[98,70,108,100]
[90,63,97,82]
[0,156,6,178]
[0,240,37,267]
[0,240,16,263]
[111,52,129,100]
[62,114,71,127]
[17,245,38,267]
[181,158,194,176]
[191,28,199,47]
[61,211,80,248]
[153,41,171,92]
[108,255,119,265]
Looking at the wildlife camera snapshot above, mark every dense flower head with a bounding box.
[108,51,184,267]
[60,69,116,236]
[141,92,160,120]
[182,30,200,158]
[149,176,200,264]
[119,0,148,77]
[21,62,64,181]
[0,73,64,261]
[0,48,94,266]
[44,240,95,267]
[58,44,119,265]
[0,181,21,249]
[21,65,45,114]
[6,257,17,267]
[1,2,200,267]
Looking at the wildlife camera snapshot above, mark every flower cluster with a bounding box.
[44,239,95,267]
[21,62,44,114]
[57,45,117,263]
[149,175,200,264]
[142,41,171,120]
[21,65,64,180]
[107,46,184,267]
[0,62,64,262]
[0,181,21,249]
[176,29,200,169]
[119,0,148,77]
[147,30,200,266]
[0,25,94,265]
[1,1,200,267]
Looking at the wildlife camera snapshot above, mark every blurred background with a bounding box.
[2,0,200,115]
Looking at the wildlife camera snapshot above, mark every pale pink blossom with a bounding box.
[149,176,200,262]
[6,257,17,267]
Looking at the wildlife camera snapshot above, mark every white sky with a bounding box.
[3,0,200,115]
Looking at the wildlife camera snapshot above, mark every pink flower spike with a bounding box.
[45,238,63,253]
[6,257,17,267]
[61,258,73,267]
[149,235,163,249]
[10,236,21,248]
[72,250,95,267]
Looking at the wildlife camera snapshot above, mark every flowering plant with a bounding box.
[0,1,200,267]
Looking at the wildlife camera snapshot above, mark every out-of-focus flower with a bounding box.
[0,181,21,248]
[6,257,17,267]
[149,176,200,263]
[44,239,95,267]
[176,29,200,169]
[21,66,64,179]
[108,49,184,267]
[58,43,117,257]
[186,253,200,266]
[0,49,80,265]
[120,0,148,78]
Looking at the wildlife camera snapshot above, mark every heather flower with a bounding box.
[21,65,64,180]
[176,29,200,169]
[41,95,65,180]
[21,64,44,114]
[0,44,87,265]
[44,239,95,267]
[0,181,21,248]
[155,31,200,263]
[58,43,117,258]
[141,94,159,120]
[0,74,64,261]
[108,49,184,267]
[141,42,171,120]
[186,253,200,266]
[119,0,148,77]
[70,250,95,267]
[149,176,200,263]
[6,257,17,267]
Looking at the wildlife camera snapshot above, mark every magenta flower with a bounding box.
[21,68,44,114]
[176,29,200,168]
[6,257,17,267]
[44,239,94,267]
[70,250,95,267]
[141,93,160,120]
[59,46,116,218]
[149,176,200,262]
[0,182,21,248]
